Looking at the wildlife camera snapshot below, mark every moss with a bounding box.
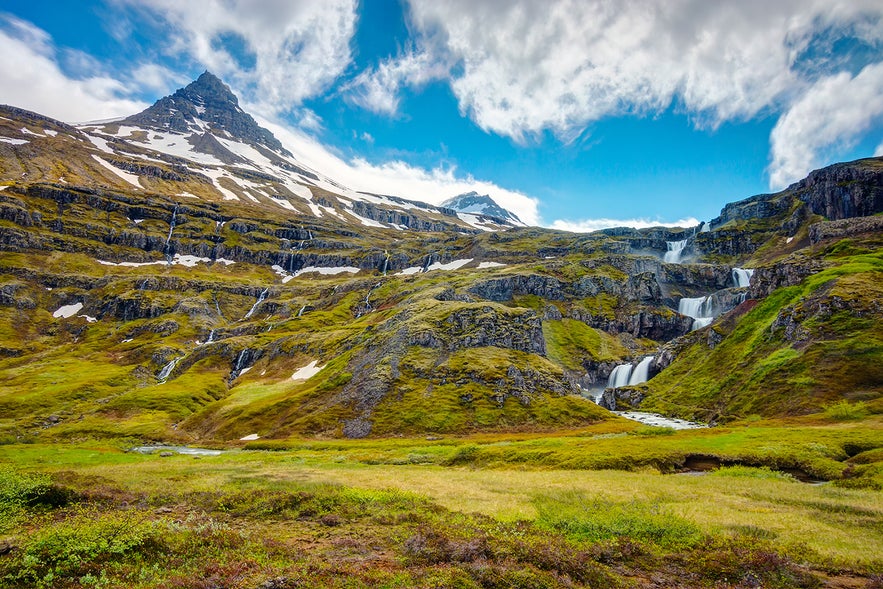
[543,319,627,369]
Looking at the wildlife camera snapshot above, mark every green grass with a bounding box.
[0,421,881,586]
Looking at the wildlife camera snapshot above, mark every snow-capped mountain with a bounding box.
[70,72,520,232]
[442,192,524,226]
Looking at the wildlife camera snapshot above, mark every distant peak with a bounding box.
[441,192,523,225]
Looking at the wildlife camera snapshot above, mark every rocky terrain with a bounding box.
[0,73,880,443]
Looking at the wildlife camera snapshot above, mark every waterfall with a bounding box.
[243,288,268,320]
[628,356,653,386]
[664,239,689,263]
[421,254,433,273]
[157,357,181,382]
[381,253,389,276]
[205,329,215,344]
[164,204,178,261]
[679,296,715,331]
[297,305,306,317]
[692,317,713,330]
[233,350,247,372]
[608,364,633,388]
[732,268,754,288]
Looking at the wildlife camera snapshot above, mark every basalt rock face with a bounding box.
[409,305,546,355]
[790,158,883,220]
[809,215,883,243]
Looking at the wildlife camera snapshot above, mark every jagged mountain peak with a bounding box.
[442,192,523,225]
[122,71,288,155]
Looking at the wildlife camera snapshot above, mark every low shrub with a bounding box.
[534,492,702,549]
[823,400,870,421]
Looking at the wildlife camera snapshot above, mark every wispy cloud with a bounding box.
[114,0,358,116]
[768,62,883,189]
[346,49,449,115]
[257,116,542,225]
[550,217,701,233]
[0,15,147,121]
[381,0,883,185]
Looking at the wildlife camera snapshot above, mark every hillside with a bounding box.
[0,73,881,445]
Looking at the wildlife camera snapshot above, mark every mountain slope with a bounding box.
[0,73,881,442]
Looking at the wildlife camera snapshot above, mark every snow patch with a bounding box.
[477,261,506,269]
[293,266,360,277]
[426,258,473,271]
[240,433,260,441]
[291,360,324,381]
[396,266,423,276]
[43,129,58,137]
[52,302,83,318]
[91,155,141,188]
[346,210,386,228]
[97,255,234,268]
[0,137,29,145]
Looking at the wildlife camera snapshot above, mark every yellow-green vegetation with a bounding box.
[0,416,881,588]
[543,319,628,368]
[641,248,883,421]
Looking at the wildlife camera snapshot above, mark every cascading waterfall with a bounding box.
[628,356,653,386]
[607,356,655,390]
[679,296,715,331]
[663,239,689,263]
[608,364,633,388]
[157,357,181,382]
[243,288,268,320]
[732,267,754,288]
[381,252,390,276]
[204,329,215,345]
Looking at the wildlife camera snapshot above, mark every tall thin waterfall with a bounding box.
[243,288,268,320]
[157,357,181,382]
[732,268,754,288]
[664,239,688,263]
[164,204,179,261]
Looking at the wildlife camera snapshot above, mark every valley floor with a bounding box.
[1,416,882,588]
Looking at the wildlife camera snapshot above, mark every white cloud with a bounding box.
[550,217,700,233]
[257,116,541,225]
[875,140,883,157]
[399,1,883,142]
[769,62,883,189]
[115,0,358,115]
[0,17,147,121]
[346,49,449,115]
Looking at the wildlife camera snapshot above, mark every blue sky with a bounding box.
[1,1,882,228]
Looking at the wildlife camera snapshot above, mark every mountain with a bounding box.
[0,72,880,444]
[72,71,520,233]
[122,71,289,155]
[442,191,524,226]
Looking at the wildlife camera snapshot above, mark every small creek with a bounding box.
[615,411,706,430]
[129,445,224,456]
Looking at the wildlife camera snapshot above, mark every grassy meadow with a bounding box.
[1,413,882,588]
